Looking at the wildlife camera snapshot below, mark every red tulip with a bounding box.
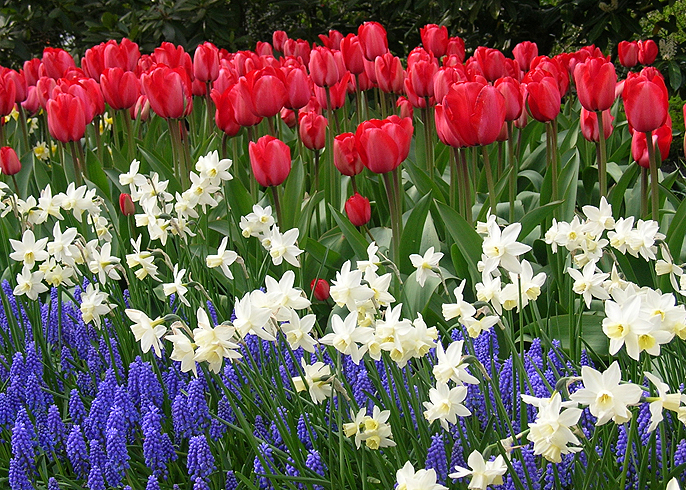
[250,66,287,118]
[0,146,21,175]
[273,31,288,52]
[573,57,617,112]
[153,42,192,78]
[130,94,150,121]
[210,88,240,136]
[23,59,42,86]
[100,68,140,110]
[345,193,371,226]
[397,96,414,118]
[622,71,668,133]
[525,75,561,122]
[374,53,404,94]
[256,42,273,57]
[580,108,614,143]
[46,92,87,143]
[433,66,467,105]
[310,278,330,301]
[434,104,464,148]
[314,72,350,110]
[358,22,388,61]
[249,135,291,187]
[638,40,658,66]
[632,123,672,168]
[21,86,40,115]
[294,40,311,66]
[474,47,508,82]
[528,56,569,96]
[0,76,16,117]
[42,47,76,80]
[298,111,327,151]
[334,132,364,176]
[82,42,108,80]
[495,77,524,121]
[4,70,26,104]
[282,64,312,110]
[280,107,296,128]
[319,30,344,50]
[193,42,220,83]
[618,41,639,68]
[405,48,437,100]
[420,24,449,58]
[445,37,466,63]
[340,34,365,75]
[214,67,239,94]
[443,81,506,147]
[104,38,140,72]
[512,41,538,72]
[119,193,135,216]
[355,115,413,174]
[141,65,192,119]
[229,77,262,127]
[309,47,341,87]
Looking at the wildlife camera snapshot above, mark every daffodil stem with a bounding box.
[383,172,400,264]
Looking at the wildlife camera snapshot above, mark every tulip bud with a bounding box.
[638,40,658,66]
[273,31,288,53]
[580,108,614,143]
[355,115,413,174]
[310,278,330,301]
[249,135,291,187]
[618,41,639,68]
[119,193,135,216]
[334,133,364,176]
[358,21,388,61]
[0,146,21,175]
[345,192,371,227]
[280,107,296,128]
[298,111,327,151]
[512,41,538,72]
[622,71,668,133]
[420,24,449,58]
[573,57,617,112]
[397,96,413,119]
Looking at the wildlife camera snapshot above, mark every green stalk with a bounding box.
[382,172,400,263]
[482,145,497,214]
[645,130,659,223]
[68,140,83,186]
[641,166,648,219]
[17,106,30,152]
[271,185,283,228]
[460,149,472,225]
[123,109,135,162]
[596,110,608,197]
[421,105,434,181]
[507,121,517,223]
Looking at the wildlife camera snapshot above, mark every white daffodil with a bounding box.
[268,227,303,267]
[206,237,238,280]
[410,246,443,287]
[433,340,479,385]
[79,283,115,328]
[13,266,48,300]
[569,361,642,425]
[582,196,615,236]
[9,229,49,269]
[524,392,582,463]
[449,450,507,490]
[192,307,241,373]
[320,310,374,364]
[481,221,531,274]
[423,382,471,430]
[567,262,610,308]
[162,264,189,306]
[292,358,333,404]
[395,461,447,490]
[442,279,477,322]
[165,324,197,376]
[330,261,375,313]
[125,309,166,357]
[280,310,318,353]
[264,270,310,321]
[643,372,683,433]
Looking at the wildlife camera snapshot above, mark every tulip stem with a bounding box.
[421,105,434,181]
[17,106,29,153]
[460,148,472,225]
[640,165,648,218]
[482,145,497,215]
[205,82,213,138]
[123,110,135,162]
[313,149,320,193]
[271,185,283,228]
[645,130,659,223]
[546,122,558,204]
[596,110,608,198]
[68,140,83,187]
[383,172,400,263]
[507,121,517,223]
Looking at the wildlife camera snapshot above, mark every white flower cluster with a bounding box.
[240,204,303,267]
[7,182,118,327]
[120,150,233,245]
[344,405,396,450]
[326,243,439,368]
[544,197,685,360]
